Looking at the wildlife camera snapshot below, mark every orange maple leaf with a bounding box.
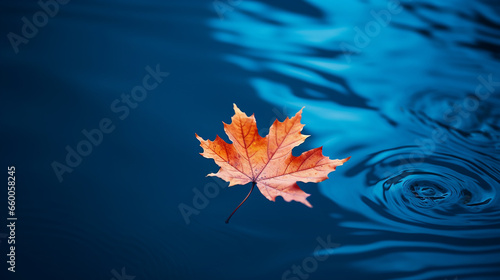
[196,104,350,223]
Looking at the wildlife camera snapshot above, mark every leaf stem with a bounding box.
[225,181,255,224]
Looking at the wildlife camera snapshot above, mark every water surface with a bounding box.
[1,0,499,279]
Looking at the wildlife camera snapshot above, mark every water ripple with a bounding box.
[341,145,500,236]
[208,0,500,278]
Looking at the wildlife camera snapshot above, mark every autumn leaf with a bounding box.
[196,104,350,223]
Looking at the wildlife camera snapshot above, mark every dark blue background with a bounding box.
[1,0,499,279]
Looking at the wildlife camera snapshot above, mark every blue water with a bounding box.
[1,0,499,279]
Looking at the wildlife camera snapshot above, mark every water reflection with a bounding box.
[209,0,500,278]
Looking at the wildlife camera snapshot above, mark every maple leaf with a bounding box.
[196,104,350,223]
